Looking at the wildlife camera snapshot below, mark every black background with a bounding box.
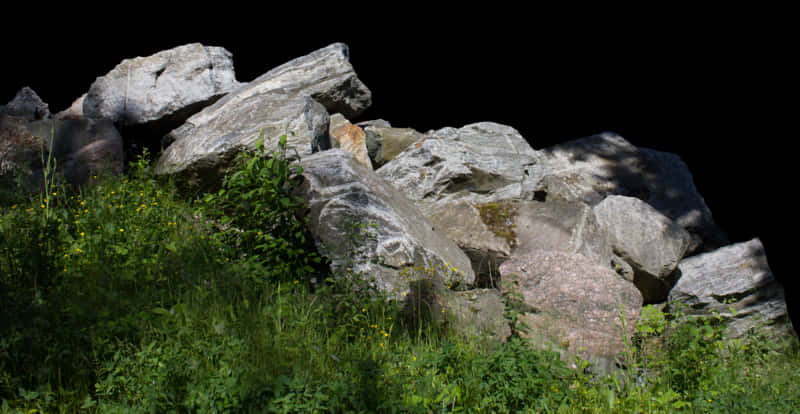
[3,8,793,326]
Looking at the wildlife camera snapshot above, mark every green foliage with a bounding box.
[1,136,799,412]
[198,130,323,284]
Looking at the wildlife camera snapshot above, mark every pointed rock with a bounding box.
[0,87,50,120]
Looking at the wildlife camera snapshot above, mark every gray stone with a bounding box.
[154,94,329,182]
[1,115,123,190]
[156,43,372,181]
[363,125,424,168]
[541,132,727,252]
[594,195,691,303]
[293,149,475,296]
[668,238,792,338]
[377,122,546,205]
[83,43,239,126]
[499,250,642,372]
[0,87,50,119]
[514,199,634,281]
[446,288,511,345]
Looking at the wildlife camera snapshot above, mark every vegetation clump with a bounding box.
[0,136,799,412]
[476,200,518,249]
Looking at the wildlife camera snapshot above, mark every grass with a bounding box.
[1,139,799,413]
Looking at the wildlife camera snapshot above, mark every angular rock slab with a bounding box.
[541,132,727,252]
[154,94,329,182]
[83,43,239,126]
[377,122,546,205]
[293,149,475,296]
[156,42,372,180]
[594,195,691,304]
[668,238,792,338]
[499,250,642,372]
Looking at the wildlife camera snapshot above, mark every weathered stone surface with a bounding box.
[595,195,691,303]
[156,43,372,181]
[154,94,329,181]
[499,250,643,372]
[424,200,512,287]
[514,199,634,281]
[54,94,86,120]
[376,122,547,280]
[541,132,727,252]
[446,288,511,345]
[293,149,475,296]
[363,125,424,168]
[668,238,792,338]
[83,43,239,126]
[0,115,123,189]
[328,113,370,168]
[378,122,546,205]
[0,87,50,119]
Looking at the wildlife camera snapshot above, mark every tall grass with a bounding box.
[1,137,798,412]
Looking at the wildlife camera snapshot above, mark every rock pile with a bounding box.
[1,42,792,372]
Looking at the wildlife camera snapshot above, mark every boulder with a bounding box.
[293,149,475,296]
[514,198,634,281]
[0,87,50,120]
[0,115,123,190]
[499,250,642,372]
[594,195,691,303]
[155,94,329,184]
[668,238,793,338]
[83,43,239,127]
[363,124,425,168]
[376,122,548,279]
[156,42,371,181]
[377,122,546,205]
[328,113,370,168]
[540,132,728,252]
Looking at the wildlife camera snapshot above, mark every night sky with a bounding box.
[3,9,793,324]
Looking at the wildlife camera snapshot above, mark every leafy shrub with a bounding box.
[198,131,324,284]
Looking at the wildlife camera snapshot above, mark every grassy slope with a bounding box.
[1,148,798,413]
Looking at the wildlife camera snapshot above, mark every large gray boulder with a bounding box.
[668,238,792,338]
[377,122,546,205]
[155,94,329,182]
[499,250,643,372]
[0,87,50,120]
[376,122,547,280]
[155,43,371,181]
[514,198,634,281]
[83,43,239,126]
[541,132,728,252]
[594,195,692,303]
[1,115,123,190]
[293,149,475,296]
